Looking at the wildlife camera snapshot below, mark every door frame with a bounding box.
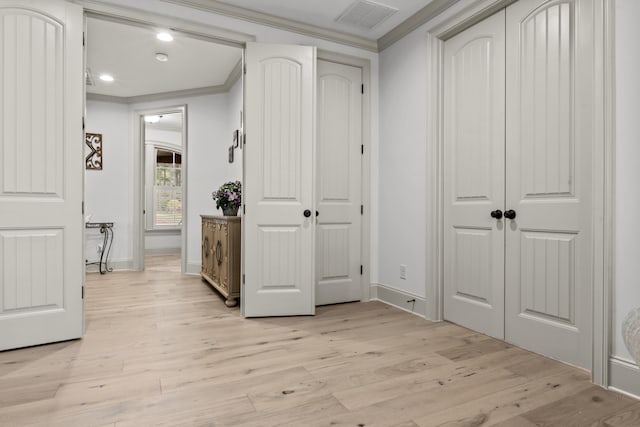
[424,0,615,386]
[79,1,254,273]
[132,105,187,272]
[317,49,372,303]
[78,2,373,302]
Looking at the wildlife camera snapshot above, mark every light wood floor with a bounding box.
[1,256,639,426]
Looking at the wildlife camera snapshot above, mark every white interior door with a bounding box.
[243,42,316,317]
[315,60,362,306]
[443,10,506,339]
[505,0,594,369]
[0,0,84,350]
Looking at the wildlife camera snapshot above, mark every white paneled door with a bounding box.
[444,0,595,369]
[316,60,362,306]
[443,10,506,339]
[243,42,316,317]
[505,0,594,368]
[0,1,84,350]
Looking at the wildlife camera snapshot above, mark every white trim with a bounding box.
[133,105,188,273]
[371,283,427,318]
[144,247,181,255]
[86,60,242,104]
[316,49,372,303]
[186,262,201,275]
[609,356,640,399]
[85,259,134,273]
[424,0,613,386]
[377,0,461,51]
[161,0,378,52]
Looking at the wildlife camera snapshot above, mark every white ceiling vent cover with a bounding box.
[336,0,398,30]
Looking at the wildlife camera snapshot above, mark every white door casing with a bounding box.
[443,10,506,339]
[505,0,594,369]
[0,1,84,350]
[242,42,316,317]
[316,60,362,306]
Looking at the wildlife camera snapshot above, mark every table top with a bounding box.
[86,222,114,228]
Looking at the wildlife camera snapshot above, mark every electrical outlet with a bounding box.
[97,243,103,253]
[400,264,407,280]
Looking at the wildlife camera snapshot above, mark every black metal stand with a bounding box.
[86,222,114,274]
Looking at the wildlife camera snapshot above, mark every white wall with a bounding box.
[85,100,133,268]
[377,5,465,300]
[378,29,429,297]
[614,0,640,364]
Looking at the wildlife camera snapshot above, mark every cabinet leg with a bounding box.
[225,298,238,307]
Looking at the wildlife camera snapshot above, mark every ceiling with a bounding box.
[214,0,436,40]
[86,17,242,98]
[86,1,447,98]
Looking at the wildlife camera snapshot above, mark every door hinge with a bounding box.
[361,205,363,215]
[360,265,363,275]
[361,144,364,155]
[82,117,85,130]
[82,201,84,215]
[83,32,85,47]
[243,133,246,146]
[81,286,84,299]
[242,274,245,284]
[243,205,246,214]
[361,84,364,94]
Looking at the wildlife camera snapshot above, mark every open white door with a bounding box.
[242,42,316,317]
[0,1,84,350]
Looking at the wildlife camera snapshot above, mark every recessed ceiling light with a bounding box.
[157,32,173,42]
[99,74,114,82]
[155,53,169,62]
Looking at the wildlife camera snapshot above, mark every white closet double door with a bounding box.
[444,0,596,369]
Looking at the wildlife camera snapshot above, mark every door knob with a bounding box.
[504,210,516,219]
[303,209,312,218]
[490,209,503,219]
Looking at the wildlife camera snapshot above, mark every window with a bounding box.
[153,149,182,228]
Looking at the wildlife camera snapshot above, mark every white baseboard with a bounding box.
[370,283,427,318]
[144,247,181,255]
[185,262,201,275]
[609,356,640,399]
[85,259,134,273]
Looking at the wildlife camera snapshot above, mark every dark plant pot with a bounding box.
[222,206,239,216]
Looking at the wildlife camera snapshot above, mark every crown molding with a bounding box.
[161,0,378,52]
[87,83,230,104]
[377,0,461,51]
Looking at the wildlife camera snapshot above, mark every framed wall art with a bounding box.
[85,132,103,170]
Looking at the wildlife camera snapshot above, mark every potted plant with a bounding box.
[212,181,242,216]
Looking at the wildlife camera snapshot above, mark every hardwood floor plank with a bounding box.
[0,255,635,426]
[520,386,637,427]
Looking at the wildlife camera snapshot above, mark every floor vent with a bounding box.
[335,0,398,30]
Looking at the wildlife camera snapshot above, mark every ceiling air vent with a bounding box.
[336,0,398,30]
[85,68,95,87]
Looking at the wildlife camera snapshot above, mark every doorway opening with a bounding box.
[83,14,244,275]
